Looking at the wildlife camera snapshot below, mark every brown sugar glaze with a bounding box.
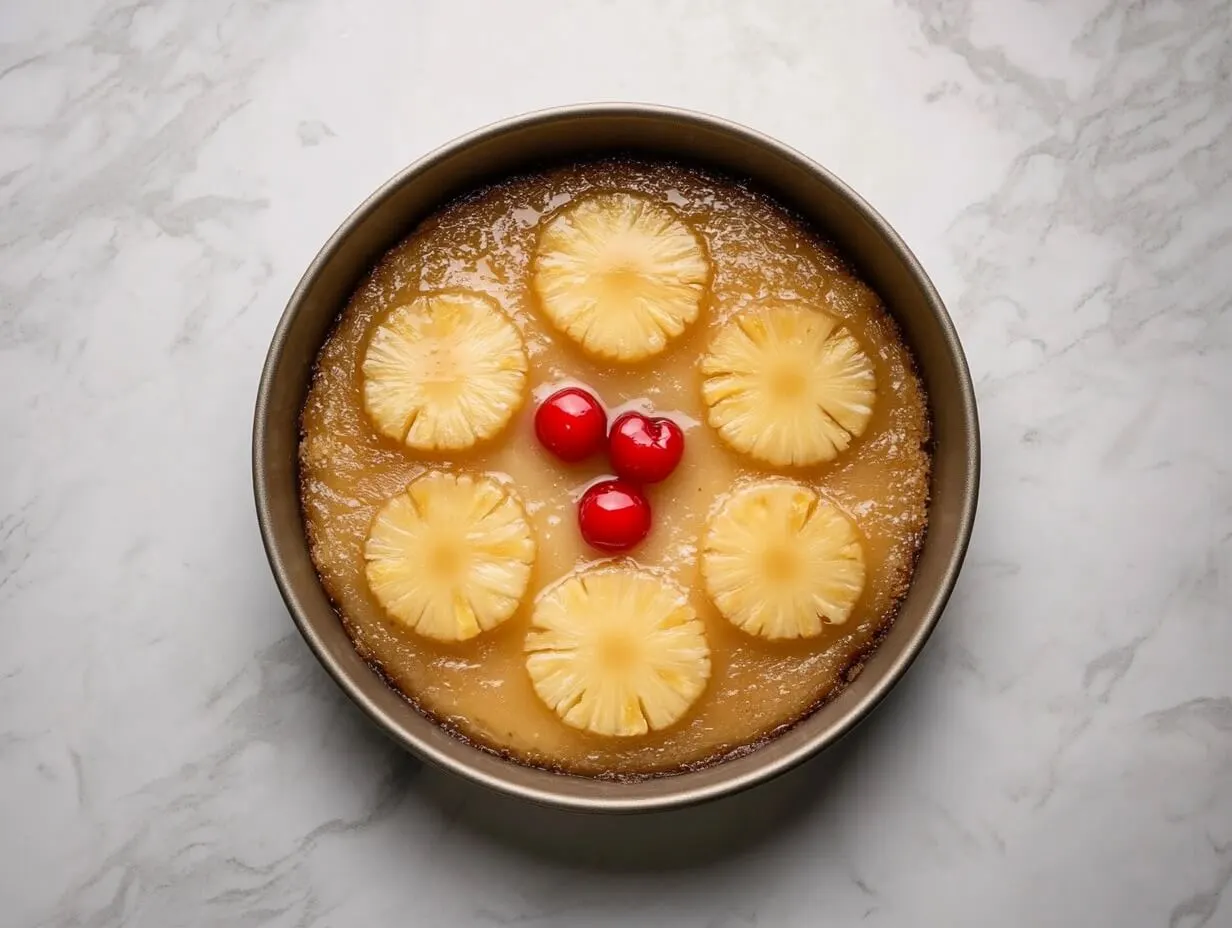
[299,160,931,776]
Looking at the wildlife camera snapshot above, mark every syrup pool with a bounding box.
[299,160,931,776]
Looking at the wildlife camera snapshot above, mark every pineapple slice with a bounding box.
[524,567,711,737]
[364,472,535,642]
[532,192,711,362]
[702,481,865,640]
[362,291,528,451]
[700,304,876,466]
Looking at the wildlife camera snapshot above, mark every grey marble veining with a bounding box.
[1,1,1229,925]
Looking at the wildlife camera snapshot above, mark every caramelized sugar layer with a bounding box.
[299,160,931,776]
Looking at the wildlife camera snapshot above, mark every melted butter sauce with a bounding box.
[299,160,931,776]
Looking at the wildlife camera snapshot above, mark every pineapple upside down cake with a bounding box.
[299,159,931,777]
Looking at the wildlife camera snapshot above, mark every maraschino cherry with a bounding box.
[534,387,607,462]
[608,412,685,484]
[577,479,652,552]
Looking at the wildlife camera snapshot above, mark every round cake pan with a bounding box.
[253,104,979,813]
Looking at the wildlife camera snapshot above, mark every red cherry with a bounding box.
[608,412,685,484]
[577,479,652,552]
[534,387,607,462]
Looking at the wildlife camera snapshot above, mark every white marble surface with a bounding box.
[2,0,1230,924]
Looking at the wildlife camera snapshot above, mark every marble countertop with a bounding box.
[2,1,1230,925]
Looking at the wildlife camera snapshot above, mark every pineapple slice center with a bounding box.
[420,347,466,398]
[761,544,802,583]
[422,345,458,379]
[426,536,466,580]
[768,365,808,400]
[597,632,640,672]
[589,238,667,303]
[600,264,646,294]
